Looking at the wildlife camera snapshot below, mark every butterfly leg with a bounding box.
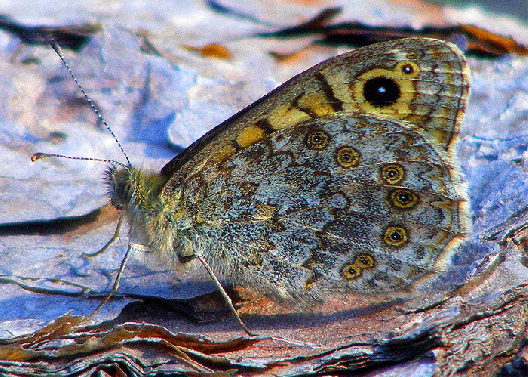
[78,240,134,326]
[196,254,257,336]
[82,213,124,258]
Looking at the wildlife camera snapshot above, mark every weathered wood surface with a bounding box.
[1,1,528,375]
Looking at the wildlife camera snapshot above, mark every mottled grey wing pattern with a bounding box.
[141,38,470,302]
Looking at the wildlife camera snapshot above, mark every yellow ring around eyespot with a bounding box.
[342,263,362,280]
[383,226,409,247]
[352,60,420,115]
[395,61,420,78]
[381,164,405,185]
[355,254,375,269]
[389,188,419,209]
[335,146,361,168]
[305,130,330,150]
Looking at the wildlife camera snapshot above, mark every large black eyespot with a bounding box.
[363,77,400,108]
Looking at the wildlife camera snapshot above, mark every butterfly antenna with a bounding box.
[49,39,131,167]
[31,152,129,170]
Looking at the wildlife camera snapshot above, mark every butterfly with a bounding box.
[34,38,470,334]
[105,37,470,303]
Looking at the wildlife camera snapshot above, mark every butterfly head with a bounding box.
[105,165,135,211]
[105,164,171,213]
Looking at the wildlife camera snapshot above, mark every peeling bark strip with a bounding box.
[252,6,528,58]
[0,15,99,51]
[1,285,527,375]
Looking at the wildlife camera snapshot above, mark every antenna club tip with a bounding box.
[31,153,44,162]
